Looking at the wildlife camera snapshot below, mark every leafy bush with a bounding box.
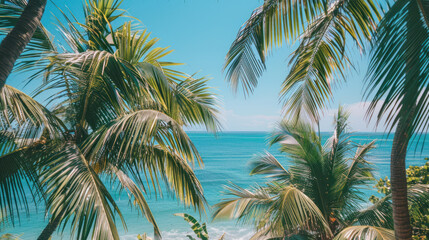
[370,159,429,239]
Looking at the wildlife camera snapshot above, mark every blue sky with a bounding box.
[9,0,384,132]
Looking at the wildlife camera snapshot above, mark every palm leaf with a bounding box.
[174,213,209,240]
[334,226,395,240]
[0,85,64,139]
[41,143,124,240]
[249,151,291,182]
[109,165,161,239]
[224,0,324,94]
[366,0,429,136]
[282,0,379,121]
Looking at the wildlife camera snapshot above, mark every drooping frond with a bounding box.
[224,0,325,94]
[333,226,395,240]
[82,110,207,210]
[169,76,221,132]
[212,183,273,223]
[41,144,125,240]
[249,151,291,182]
[366,0,429,135]
[213,183,331,238]
[282,0,379,121]
[109,165,161,239]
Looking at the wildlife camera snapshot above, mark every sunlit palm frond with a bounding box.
[41,143,124,240]
[43,50,145,129]
[212,183,273,223]
[345,195,393,229]
[224,0,324,94]
[170,76,221,132]
[83,109,200,164]
[83,0,125,51]
[249,151,291,182]
[0,85,64,139]
[334,226,395,240]
[109,165,161,240]
[82,110,207,210]
[112,23,171,65]
[213,183,331,238]
[0,233,22,240]
[282,0,379,121]
[267,185,332,238]
[0,138,62,227]
[366,0,429,135]
[407,184,429,212]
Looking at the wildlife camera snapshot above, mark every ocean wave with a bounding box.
[121,226,255,240]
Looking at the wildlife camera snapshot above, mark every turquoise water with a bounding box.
[4,132,429,239]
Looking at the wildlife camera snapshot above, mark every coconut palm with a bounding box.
[0,0,48,90]
[0,0,220,239]
[213,107,396,239]
[365,1,429,239]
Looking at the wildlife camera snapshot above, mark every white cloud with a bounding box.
[221,109,280,131]
[186,102,394,132]
[319,101,391,132]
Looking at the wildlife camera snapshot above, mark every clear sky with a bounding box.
[9,0,385,132]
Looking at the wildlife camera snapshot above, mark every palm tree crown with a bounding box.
[213,107,393,239]
[0,0,220,239]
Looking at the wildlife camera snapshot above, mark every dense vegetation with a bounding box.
[370,160,429,239]
[213,108,429,239]
[1,0,429,239]
[0,0,219,239]
[223,0,429,238]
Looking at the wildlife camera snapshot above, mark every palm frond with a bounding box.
[212,183,273,223]
[334,226,395,240]
[0,85,65,139]
[41,143,124,240]
[109,165,161,239]
[366,0,429,135]
[249,151,291,182]
[213,183,331,238]
[282,0,379,121]
[345,195,393,229]
[224,0,324,94]
[0,138,62,227]
[82,110,206,210]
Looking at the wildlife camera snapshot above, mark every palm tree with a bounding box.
[213,107,395,239]
[365,1,429,239]
[0,0,220,239]
[0,0,48,90]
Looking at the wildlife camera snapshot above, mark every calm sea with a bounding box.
[5,132,429,239]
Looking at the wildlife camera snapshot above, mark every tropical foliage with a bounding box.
[223,0,380,121]
[213,107,396,239]
[174,213,225,240]
[364,0,429,238]
[0,0,219,239]
[370,160,429,239]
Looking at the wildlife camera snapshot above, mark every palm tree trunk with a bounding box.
[390,117,412,240]
[0,0,47,90]
[37,208,66,240]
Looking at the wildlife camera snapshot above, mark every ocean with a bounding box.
[4,132,429,239]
